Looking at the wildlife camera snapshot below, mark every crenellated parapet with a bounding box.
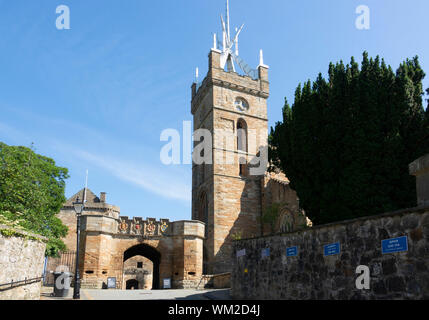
[117,217,171,237]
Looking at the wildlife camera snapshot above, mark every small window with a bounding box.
[137,262,143,269]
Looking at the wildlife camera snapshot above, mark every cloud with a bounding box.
[71,148,191,203]
[0,108,191,204]
[0,121,32,144]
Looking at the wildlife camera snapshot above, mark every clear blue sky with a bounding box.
[1,0,428,221]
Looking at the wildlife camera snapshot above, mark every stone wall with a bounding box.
[213,272,231,288]
[195,272,231,289]
[231,206,429,300]
[171,221,205,289]
[0,226,47,300]
[123,255,153,289]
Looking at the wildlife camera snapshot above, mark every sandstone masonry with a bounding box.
[191,49,309,275]
[51,189,205,290]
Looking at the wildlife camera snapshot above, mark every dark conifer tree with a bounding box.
[270,52,428,225]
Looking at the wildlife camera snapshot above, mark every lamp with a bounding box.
[72,193,85,299]
[73,196,84,215]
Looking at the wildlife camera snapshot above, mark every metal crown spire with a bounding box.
[215,0,259,79]
[219,0,242,72]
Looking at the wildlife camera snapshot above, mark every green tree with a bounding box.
[0,142,69,256]
[270,52,428,225]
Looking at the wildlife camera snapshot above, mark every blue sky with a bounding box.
[1,0,428,221]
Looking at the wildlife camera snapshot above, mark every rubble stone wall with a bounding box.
[0,226,46,300]
[232,207,429,300]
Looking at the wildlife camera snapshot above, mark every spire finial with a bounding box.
[226,0,230,39]
[213,33,217,51]
[258,49,269,69]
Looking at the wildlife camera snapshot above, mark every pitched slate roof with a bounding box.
[65,188,100,206]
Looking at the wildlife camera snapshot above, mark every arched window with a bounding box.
[237,119,247,152]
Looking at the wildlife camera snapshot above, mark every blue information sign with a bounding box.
[286,246,298,257]
[324,243,340,256]
[261,248,270,258]
[381,236,408,254]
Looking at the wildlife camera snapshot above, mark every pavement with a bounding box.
[40,286,231,300]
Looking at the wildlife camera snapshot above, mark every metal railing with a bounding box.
[0,275,44,292]
[43,251,76,286]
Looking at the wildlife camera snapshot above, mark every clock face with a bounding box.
[235,98,249,112]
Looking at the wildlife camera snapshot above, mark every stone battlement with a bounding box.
[191,50,269,115]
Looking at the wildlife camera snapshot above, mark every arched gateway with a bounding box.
[56,189,205,289]
[123,244,160,289]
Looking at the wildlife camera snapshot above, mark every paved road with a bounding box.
[41,286,231,300]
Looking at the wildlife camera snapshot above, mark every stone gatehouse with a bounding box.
[53,189,204,289]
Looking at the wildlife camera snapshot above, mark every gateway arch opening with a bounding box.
[123,244,160,290]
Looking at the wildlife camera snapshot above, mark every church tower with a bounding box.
[191,1,270,274]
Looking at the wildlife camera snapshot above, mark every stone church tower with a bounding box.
[191,4,270,274]
[190,2,310,276]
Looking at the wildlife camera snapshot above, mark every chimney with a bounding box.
[100,192,106,203]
